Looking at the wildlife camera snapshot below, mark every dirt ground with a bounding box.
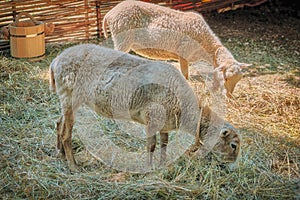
[205,1,299,74]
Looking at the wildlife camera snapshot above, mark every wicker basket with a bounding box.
[9,12,45,59]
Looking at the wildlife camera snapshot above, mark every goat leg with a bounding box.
[61,109,77,172]
[56,116,65,158]
[146,124,157,169]
[179,56,189,79]
[160,131,168,166]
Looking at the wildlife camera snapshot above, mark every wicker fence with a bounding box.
[0,0,267,50]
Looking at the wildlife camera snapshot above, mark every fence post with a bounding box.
[84,0,90,40]
[96,0,102,38]
[12,0,17,21]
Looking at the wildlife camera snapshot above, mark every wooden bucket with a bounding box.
[9,12,45,59]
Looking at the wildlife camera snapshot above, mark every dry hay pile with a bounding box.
[0,43,299,199]
[229,73,299,139]
[227,73,300,179]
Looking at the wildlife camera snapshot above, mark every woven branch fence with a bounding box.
[0,0,267,50]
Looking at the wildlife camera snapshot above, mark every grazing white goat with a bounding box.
[49,44,240,171]
[102,0,251,97]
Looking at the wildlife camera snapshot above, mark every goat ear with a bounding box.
[239,63,252,69]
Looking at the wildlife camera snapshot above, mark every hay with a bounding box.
[228,74,300,138]
[1,22,300,199]
[1,42,299,199]
[226,73,300,180]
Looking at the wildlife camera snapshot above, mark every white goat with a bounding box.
[49,44,240,171]
[102,0,251,97]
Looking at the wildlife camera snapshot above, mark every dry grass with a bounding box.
[0,40,299,199]
[228,73,300,178]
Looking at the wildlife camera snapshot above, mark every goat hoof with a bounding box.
[56,149,66,160]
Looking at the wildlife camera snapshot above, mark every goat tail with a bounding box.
[49,57,58,92]
[102,14,108,38]
[102,15,109,38]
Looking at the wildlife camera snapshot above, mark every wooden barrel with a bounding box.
[9,12,45,59]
